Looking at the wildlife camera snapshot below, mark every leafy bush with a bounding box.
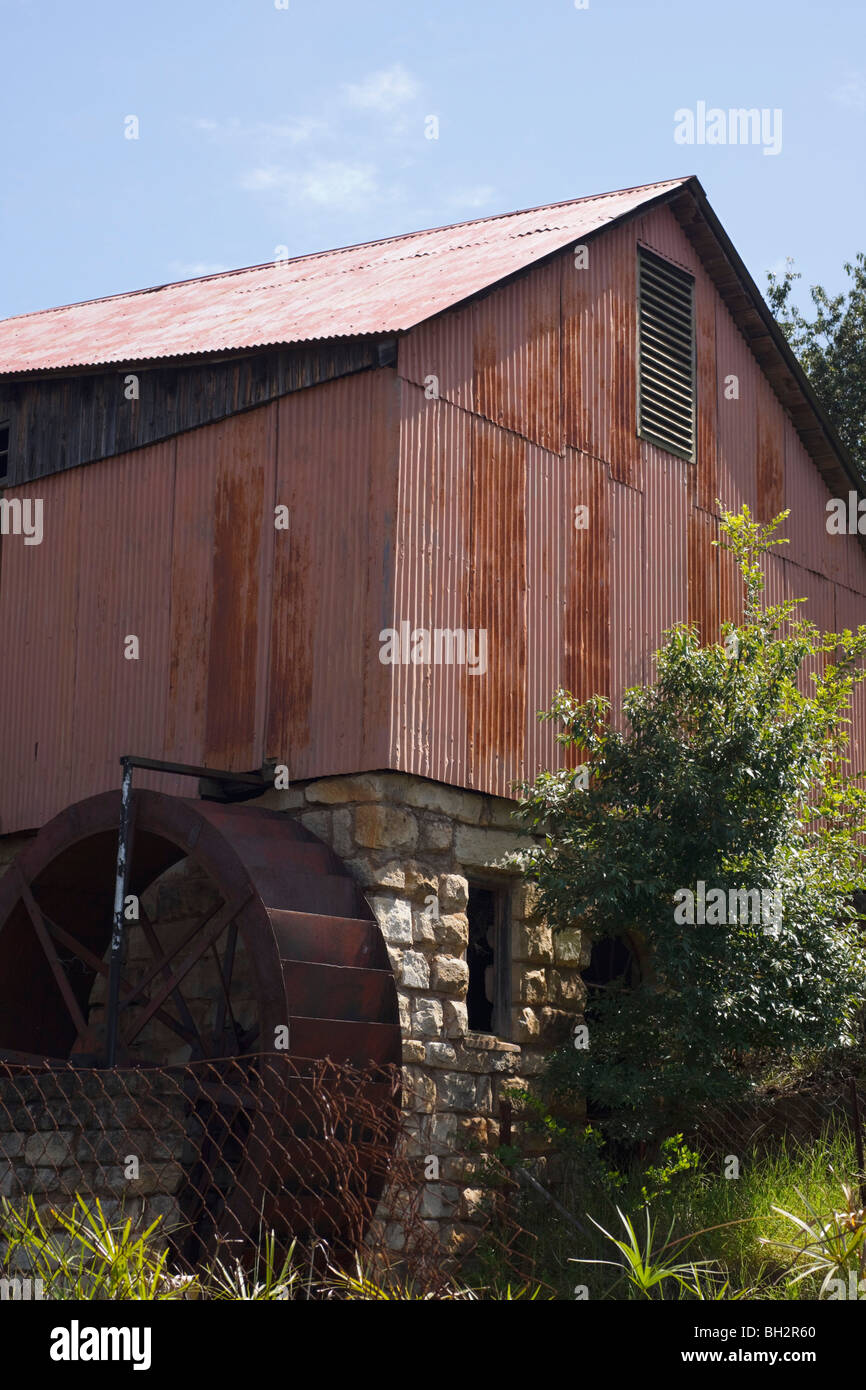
[516,505,866,1144]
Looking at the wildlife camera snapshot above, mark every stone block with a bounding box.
[419,816,453,851]
[454,824,534,870]
[304,775,385,804]
[424,1042,457,1067]
[411,906,437,946]
[514,923,554,963]
[370,895,413,944]
[411,996,443,1037]
[512,880,543,921]
[355,805,418,851]
[554,927,587,966]
[517,968,546,1005]
[438,874,469,912]
[404,782,484,823]
[331,807,355,858]
[435,1072,477,1112]
[431,954,469,995]
[400,950,430,990]
[434,912,468,953]
[404,865,439,901]
[23,1131,73,1166]
[442,998,468,1038]
[346,858,405,891]
[403,1067,436,1113]
[512,1007,540,1043]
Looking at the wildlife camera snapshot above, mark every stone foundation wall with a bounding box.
[255,772,590,1252]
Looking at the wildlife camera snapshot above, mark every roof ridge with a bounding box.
[1,176,694,324]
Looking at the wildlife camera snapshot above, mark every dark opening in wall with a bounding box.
[582,935,641,1013]
[466,882,510,1036]
[581,934,641,1132]
[0,423,9,482]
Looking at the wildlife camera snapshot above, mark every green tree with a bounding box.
[515,506,866,1146]
[767,254,866,482]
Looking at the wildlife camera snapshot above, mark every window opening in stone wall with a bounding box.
[466,882,509,1036]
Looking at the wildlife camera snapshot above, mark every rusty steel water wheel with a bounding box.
[0,790,401,1259]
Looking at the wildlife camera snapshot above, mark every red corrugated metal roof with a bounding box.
[0,178,690,374]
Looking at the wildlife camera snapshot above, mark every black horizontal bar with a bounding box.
[119,755,266,786]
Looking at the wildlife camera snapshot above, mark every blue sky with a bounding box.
[1,0,864,320]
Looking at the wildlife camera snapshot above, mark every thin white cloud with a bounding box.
[831,74,866,111]
[448,184,497,210]
[193,116,326,144]
[343,64,419,114]
[241,160,378,208]
[168,261,232,279]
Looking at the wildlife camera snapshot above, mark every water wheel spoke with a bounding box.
[14,866,93,1046]
[120,890,253,1049]
[38,908,200,1049]
[210,923,241,1055]
[138,901,207,1057]
[123,897,229,1008]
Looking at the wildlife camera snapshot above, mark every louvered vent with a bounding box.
[638,247,696,460]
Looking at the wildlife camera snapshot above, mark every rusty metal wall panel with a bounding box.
[69,445,177,800]
[564,449,611,710]
[784,421,835,583]
[756,374,785,525]
[467,417,527,793]
[609,478,644,719]
[644,452,690,671]
[714,300,758,518]
[694,264,719,514]
[203,410,275,769]
[399,257,561,453]
[473,259,561,454]
[389,381,472,785]
[0,468,83,831]
[266,370,398,781]
[524,445,562,774]
[563,221,640,488]
[398,304,475,415]
[688,507,720,646]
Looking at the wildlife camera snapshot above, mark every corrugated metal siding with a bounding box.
[467,417,527,792]
[563,221,640,488]
[266,371,398,781]
[398,257,561,453]
[5,200,866,833]
[473,261,561,453]
[0,467,83,830]
[609,479,645,718]
[715,299,759,518]
[688,507,720,645]
[398,303,475,416]
[644,452,690,673]
[564,449,610,710]
[389,381,472,785]
[756,374,785,525]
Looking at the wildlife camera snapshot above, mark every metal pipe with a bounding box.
[106,757,134,1066]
